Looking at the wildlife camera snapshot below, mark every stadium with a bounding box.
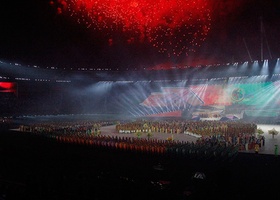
[1,0,280,200]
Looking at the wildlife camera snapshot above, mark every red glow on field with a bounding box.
[53,0,212,56]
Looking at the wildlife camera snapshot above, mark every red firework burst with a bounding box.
[52,0,212,57]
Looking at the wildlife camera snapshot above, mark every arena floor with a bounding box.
[12,114,280,155]
[101,123,280,155]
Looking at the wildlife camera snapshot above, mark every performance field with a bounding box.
[1,114,280,200]
[100,123,280,155]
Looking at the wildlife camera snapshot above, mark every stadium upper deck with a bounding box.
[1,58,280,83]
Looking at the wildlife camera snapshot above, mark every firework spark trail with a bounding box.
[52,0,212,56]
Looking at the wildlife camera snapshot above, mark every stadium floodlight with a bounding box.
[260,59,269,75]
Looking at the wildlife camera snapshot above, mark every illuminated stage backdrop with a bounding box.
[138,81,280,117]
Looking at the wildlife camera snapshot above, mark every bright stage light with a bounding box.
[273,58,280,75]
[260,59,269,75]
[238,61,249,74]
[251,60,260,76]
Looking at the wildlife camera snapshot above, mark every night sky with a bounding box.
[1,0,280,70]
